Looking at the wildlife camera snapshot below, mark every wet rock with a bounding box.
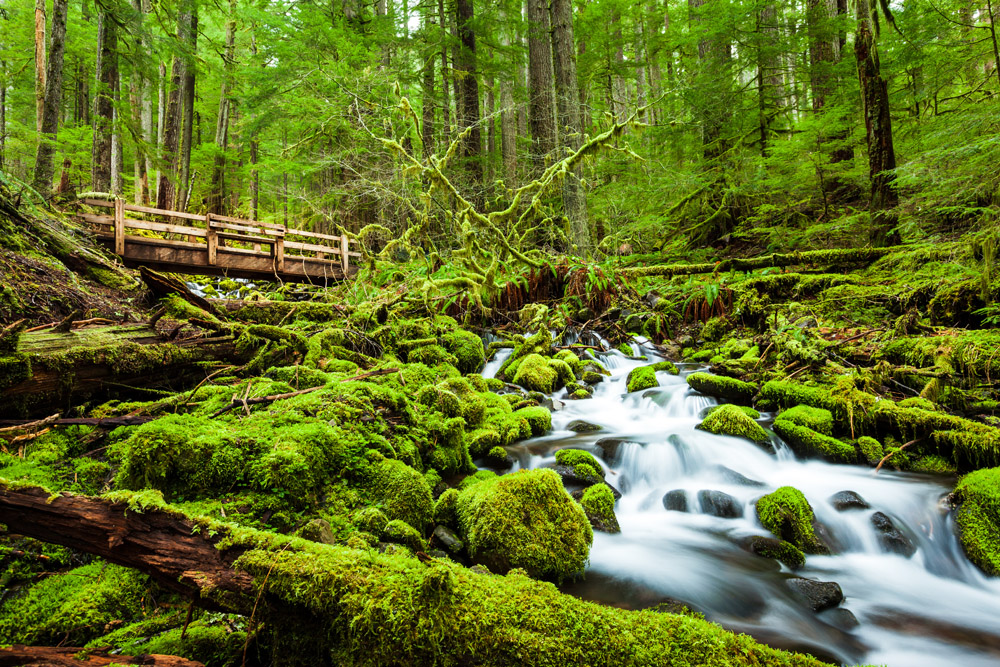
[643,291,662,309]
[298,518,336,545]
[431,525,464,555]
[677,334,695,349]
[829,490,870,511]
[484,446,514,471]
[594,438,631,463]
[871,511,917,557]
[570,482,623,502]
[820,607,860,631]
[566,419,603,433]
[787,577,844,612]
[794,316,819,329]
[553,464,602,488]
[698,490,743,518]
[714,465,766,487]
[662,489,689,512]
[428,549,450,560]
[741,535,806,569]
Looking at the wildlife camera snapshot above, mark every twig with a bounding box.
[829,328,886,347]
[874,438,922,473]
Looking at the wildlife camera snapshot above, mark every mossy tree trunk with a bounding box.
[31,0,69,197]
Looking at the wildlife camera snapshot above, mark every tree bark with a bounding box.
[178,0,198,211]
[420,5,436,159]
[208,1,236,215]
[526,0,555,171]
[689,0,732,161]
[757,3,783,157]
[91,10,118,194]
[156,58,182,210]
[0,645,205,667]
[438,0,451,141]
[32,0,69,197]
[854,0,900,246]
[551,0,588,253]
[455,0,482,187]
[131,0,154,205]
[807,0,837,111]
[0,60,6,171]
[34,0,46,134]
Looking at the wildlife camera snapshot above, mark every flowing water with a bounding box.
[483,337,1000,667]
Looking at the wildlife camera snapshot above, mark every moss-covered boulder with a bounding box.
[368,457,434,532]
[456,468,593,581]
[704,404,761,420]
[580,484,621,534]
[697,404,769,444]
[687,372,756,404]
[512,354,559,393]
[742,535,806,569]
[755,487,830,555]
[952,467,1000,575]
[650,360,680,374]
[626,366,659,393]
[856,436,884,465]
[777,405,833,436]
[441,329,485,374]
[773,420,855,463]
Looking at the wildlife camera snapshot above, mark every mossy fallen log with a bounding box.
[0,483,833,667]
[623,246,906,278]
[0,645,205,667]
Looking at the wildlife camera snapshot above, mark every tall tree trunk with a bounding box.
[178,0,198,211]
[420,6,436,159]
[611,10,627,122]
[34,0,46,134]
[90,10,118,194]
[807,0,836,111]
[438,0,451,144]
[689,0,732,161]
[155,61,166,204]
[757,3,783,157]
[455,0,482,187]
[551,0,588,253]
[499,40,517,187]
[249,31,259,221]
[526,0,555,171]
[0,60,6,171]
[854,0,900,246]
[155,58,182,210]
[32,0,69,196]
[111,76,123,196]
[209,1,236,215]
[131,0,153,205]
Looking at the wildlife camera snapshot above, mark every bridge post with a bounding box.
[340,234,350,276]
[113,198,125,256]
[206,215,218,265]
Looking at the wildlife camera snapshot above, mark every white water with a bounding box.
[484,340,1000,666]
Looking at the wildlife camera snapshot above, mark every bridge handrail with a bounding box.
[79,198,359,273]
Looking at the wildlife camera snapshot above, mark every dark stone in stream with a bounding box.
[594,438,632,463]
[870,511,917,557]
[714,465,766,487]
[431,525,464,555]
[570,482,623,502]
[662,489,689,512]
[566,419,603,433]
[741,535,806,569]
[787,577,844,612]
[697,489,743,518]
[829,490,870,511]
[677,334,695,348]
[819,607,860,631]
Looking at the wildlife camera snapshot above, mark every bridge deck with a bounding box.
[78,199,361,284]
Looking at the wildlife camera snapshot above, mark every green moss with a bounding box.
[704,404,761,420]
[687,372,756,404]
[911,455,958,475]
[580,484,620,534]
[777,405,833,436]
[773,420,855,463]
[0,562,147,645]
[856,436,884,465]
[384,519,427,551]
[117,615,248,667]
[697,404,769,444]
[755,487,829,555]
[459,469,499,490]
[0,352,31,390]
[626,366,659,393]
[441,329,486,374]
[954,467,1000,576]
[650,360,679,374]
[548,358,576,388]
[409,344,459,367]
[513,354,559,393]
[554,449,602,473]
[354,506,390,538]
[456,468,592,581]
[496,330,553,381]
[511,405,552,436]
[369,457,434,532]
[434,488,460,528]
[745,536,806,569]
[553,350,584,375]
[701,317,728,342]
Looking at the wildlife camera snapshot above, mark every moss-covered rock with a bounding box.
[953,467,1000,575]
[650,360,680,374]
[755,487,829,555]
[580,484,621,534]
[743,535,806,569]
[777,405,834,436]
[687,372,756,404]
[513,354,559,393]
[456,468,592,581]
[626,366,659,393]
[856,436,884,465]
[704,404,761,420]
[697,404,769,444]
[368,457,434,532]
[773,420,855,463]
[434,488,459,528]
[354,506,390,538]
[441,329,485,374]
[384,519,427,551]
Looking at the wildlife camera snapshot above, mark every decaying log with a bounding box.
[622,246,908,278]
[139,266,221,319]
[0,416,156,429]
[0,645,205,667]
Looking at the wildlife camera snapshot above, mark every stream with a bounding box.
[482,337,1000,667]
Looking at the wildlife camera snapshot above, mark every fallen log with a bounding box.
[0,483,832,667]
[0,416,156,428]
[622,246,908,278]
[0,645,205,667]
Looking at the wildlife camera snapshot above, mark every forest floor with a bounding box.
[2,196,1000,667]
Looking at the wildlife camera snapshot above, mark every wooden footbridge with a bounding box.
[76,199,361,284]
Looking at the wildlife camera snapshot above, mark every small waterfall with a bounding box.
[500,338,1000,667]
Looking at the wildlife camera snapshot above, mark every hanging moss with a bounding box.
[455,469,592,581]
[697,404,769,444]
[755,487,829,555]
[687,372,756,404]
[772,420,855,463]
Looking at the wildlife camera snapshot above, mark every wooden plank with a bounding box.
[79,213,113,224]
[206,215,218,265]
[214,231,275,246]
[209,213,285,230]
[123,217,206,237]
[114,198,125,256]
[282,240,339,255]
[123,201,208,222]
[275,237,285,273]
[209,220,284,237]
[341,234,350,274]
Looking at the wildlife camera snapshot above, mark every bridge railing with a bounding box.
[77,198,361,275]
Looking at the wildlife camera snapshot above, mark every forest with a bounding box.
[1,0,1000,665]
